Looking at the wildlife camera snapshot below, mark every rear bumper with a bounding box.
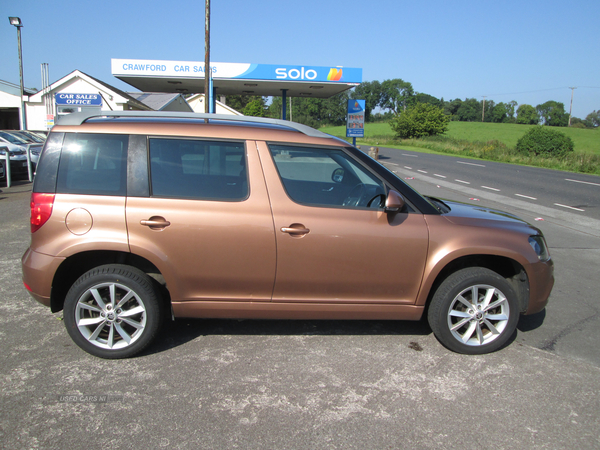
[22,247,64,308]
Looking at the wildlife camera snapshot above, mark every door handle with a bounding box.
[281,224,310,237]
[140,216,171,230]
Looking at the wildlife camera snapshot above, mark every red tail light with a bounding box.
[30,193,55,233]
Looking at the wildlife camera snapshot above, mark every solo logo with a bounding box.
[274,67,343,81]
[275,67,318,80]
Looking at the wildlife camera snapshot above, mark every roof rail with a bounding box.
[56,111,333,139]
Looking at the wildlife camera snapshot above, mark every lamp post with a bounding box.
[8,17,27,130]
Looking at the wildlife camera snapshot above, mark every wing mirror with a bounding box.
[384,190,406,213]
[332,168,345,183]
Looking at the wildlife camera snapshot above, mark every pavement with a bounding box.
[1,175,599,450]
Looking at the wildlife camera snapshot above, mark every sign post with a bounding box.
[346,99,365,147]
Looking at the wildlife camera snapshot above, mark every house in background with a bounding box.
[186,93,242,115]
[1,70,242,131]
[0,79,37,129]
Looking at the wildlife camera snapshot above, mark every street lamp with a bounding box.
[8,16,27,130]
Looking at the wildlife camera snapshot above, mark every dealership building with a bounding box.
[0,59,362,131]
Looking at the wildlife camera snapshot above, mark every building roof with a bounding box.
[0,79,37,96]
[128,92,189,111]
[27,70,151,111]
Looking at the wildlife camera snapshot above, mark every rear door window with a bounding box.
[149,138,248,201]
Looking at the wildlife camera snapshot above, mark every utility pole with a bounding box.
[204,0,210,119]
[568,87,577,127]
[9,17,26,130]
[481,96,487,122]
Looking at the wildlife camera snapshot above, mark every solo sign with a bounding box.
[55,93,102,106]
[346,99,365,138]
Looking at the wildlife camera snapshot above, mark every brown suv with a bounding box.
[22,111,554,358]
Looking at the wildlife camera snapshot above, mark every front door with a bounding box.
[256,142,429,305]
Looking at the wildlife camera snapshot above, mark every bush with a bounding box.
[515,126,574,158]
[389,103,449,139]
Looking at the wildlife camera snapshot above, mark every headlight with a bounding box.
[529,235,550,261]
[0,149,5,155]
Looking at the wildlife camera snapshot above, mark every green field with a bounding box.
[321,121,600,155]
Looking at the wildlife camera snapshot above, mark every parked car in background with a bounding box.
[22,111,554,359]
[0,135,30,180]
[6,130,46,144]
[0,131,43,172]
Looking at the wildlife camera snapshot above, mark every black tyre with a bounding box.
[63,265,163,359]
[427,267,519,355]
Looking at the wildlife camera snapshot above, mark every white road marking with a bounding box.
[554,203,585,212]
[481,186,501,191]
[417,170,428,174]
[515,194,538,200]
[434,174,447,178]
[455,179,471,184]
[402,154,418,157]
[404,166,413,169]
[386,162,398,166]
[565,178,600,187]
[457,161,486,167]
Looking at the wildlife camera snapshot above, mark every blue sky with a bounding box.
[2,0,599,118]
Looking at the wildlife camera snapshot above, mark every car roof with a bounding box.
[56,111,334,140]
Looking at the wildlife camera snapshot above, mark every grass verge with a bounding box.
[320,122,600,176]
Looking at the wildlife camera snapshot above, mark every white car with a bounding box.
[0,131,40,172]
[0,134,30,180]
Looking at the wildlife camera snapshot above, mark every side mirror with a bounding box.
[384,190,405,213]
[332,168,345,183]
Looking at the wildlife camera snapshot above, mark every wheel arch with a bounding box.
[50,250,171,314]
[420,254,530,315]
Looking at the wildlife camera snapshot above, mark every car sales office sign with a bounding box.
[55,93,102,106]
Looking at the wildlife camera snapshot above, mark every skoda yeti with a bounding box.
[22,112,554,358]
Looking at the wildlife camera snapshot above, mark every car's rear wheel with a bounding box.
[427,267,519,354]
[63,265,163,359]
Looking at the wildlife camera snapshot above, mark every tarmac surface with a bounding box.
[1,169,599,449]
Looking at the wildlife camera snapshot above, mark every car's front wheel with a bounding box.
[63,265,163,359]
[427,267,519,354]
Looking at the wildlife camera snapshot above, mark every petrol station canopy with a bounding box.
[111,59,362,98]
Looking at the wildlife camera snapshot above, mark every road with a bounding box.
[2,163,600,449]
[377,147,600,222]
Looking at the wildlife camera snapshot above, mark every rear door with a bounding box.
[126,138,276,303]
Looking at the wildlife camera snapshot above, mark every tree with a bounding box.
[351,81,382,122]
[243,98,267,117]
[444,98,463,119]
[414,93,442,108]
[516,104,539,125]
[536,101,568,127]
[389,103,449,139]
[491,102,509,123]
[456,98,480,122]
[380,79,414,114]
[506,100,518,122]
[584,110,600,128]
[225,95,266,114]
[516,126,574,158]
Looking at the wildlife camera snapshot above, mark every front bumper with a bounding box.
[524,257,554,315]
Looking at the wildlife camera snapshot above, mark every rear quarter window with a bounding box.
[56,134,128,196]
